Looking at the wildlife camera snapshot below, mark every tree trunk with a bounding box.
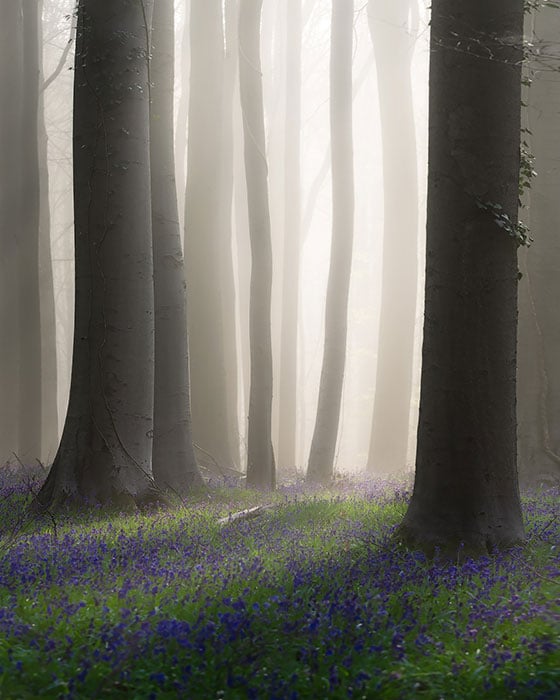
[150,0,204,495]
[239,0,276,489]
[35,0,161,510]
[517,3,560,485]
[306,0,355,484]
[38,1,60,464]
[175,0,190,236]
[220,0,242,470]
[278,0,302,471]
[184,0,237,470]
[366,0,418,475]
[398,0,525,556]
[0,0,23,465]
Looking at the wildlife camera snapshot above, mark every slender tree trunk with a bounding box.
[239,0,276,489]
[175,0,190,235]
[278,0,302,471]
[220,0,242,469]
[517,3,560,485]
[366,0,418,475]
[306,0,355,484]
[0,0,23,465]
[17,1,43,463]
[38,0,60,463]
[398,0,525,555]
[185,0,236,469]
[35,0,161,510]
[150,0,203,495]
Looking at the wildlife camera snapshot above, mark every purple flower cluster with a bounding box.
[0,469,557,698]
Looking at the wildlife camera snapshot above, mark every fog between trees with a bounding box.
[18,0,429,478]
[1,0,558,494]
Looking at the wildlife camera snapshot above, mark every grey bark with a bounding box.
[150,0,203,494]
[19,0,43,463]
[39,57,60,463]
[0,0,23,465]
[278,0,303,470]
[517,4,560,485]
[398,0,525,555]
[184,0,237,469]
[366,0,418,475]
[220,0,242,469]
[239,0,276,488]
[307,0,355,484]
[175,0,190,235]
[36,0,162,509]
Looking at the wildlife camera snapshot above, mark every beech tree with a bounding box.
[184,0,238,470]
[398,0,526,554]
[20,0,43,463]
[366,0,419,475]
[0,0,22,465]
[38,0,60,463]
[36,0,161,509]
[307,0,355,484]
[150,0,203,494]
[277,0,303,470]
[239,0,276,488]
[517,1,560,485]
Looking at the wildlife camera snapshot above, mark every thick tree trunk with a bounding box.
[277,0,302,471]
[306,0,355,484]
[184,0,237,470]
[150,0,203,495]
[366,0,418,475]
[517,4,560,485]
[398,0,525,555]
[35,0,161,510]
[0,0,23,465]
[239,0,276,489]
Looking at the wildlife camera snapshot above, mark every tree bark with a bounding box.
[220,0,242,470]
[150,0,204,495]
[398,0,525,555]
[0,0,23,465]
[517,3,560,485]
[239,0,276,489]
[38,0,60,464]
[278,0,303,471]
[184,0,237,470]
[307,0,355,484]
[366,0,418,475]
[35,0,161,510]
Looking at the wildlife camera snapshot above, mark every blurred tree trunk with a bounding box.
[239,0,276,488]
[278,0,302,471]
[37,0,60,463]
[0,0,23,466]
[517,3,560,486]
[398,0,525,555]
[150,0,203,494]
[307,0,355,484]
[366,0,418,475]
[220,0,242,469]
[185,0,237,470]
[35,0,162,509]
[175,0,190,235]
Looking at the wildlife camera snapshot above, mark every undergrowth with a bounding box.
[0,469,557,699]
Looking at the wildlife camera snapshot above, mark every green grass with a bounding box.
[0,476,557,698]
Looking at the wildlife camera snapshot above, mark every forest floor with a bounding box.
[0,467,557,699]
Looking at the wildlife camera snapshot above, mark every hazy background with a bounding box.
[41,0,430,473]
